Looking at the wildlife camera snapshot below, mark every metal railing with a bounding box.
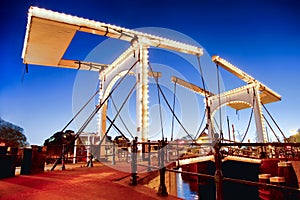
[44,139,300,199]
[128,138,300,200]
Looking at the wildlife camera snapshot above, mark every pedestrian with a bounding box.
[87,153,93,167]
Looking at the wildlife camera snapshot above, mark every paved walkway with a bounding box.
[0,162,181,200]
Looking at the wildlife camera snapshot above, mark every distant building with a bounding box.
[73,132,100,163]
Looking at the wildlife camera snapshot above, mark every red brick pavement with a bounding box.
[0,163,181,200]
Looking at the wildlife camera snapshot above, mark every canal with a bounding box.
[176,168,199,200]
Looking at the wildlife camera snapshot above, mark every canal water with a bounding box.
[176,168,199,200]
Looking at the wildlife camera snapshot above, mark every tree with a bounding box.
[0,117,28,147]
[287,129,300,142]
[44,130,75,147]
[44,130,76,156]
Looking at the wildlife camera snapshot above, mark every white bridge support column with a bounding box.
[207,84,267,143]
[98,78,107,159]
[136,45,149,142]
[252,86,267,143]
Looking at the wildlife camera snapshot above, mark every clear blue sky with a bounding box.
[0,0,299,145]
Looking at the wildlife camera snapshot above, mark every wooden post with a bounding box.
[130,137,138,186]
[61,144,66,171]
[157,140,168,196]
[214,138,223,200]
[147,140,151,172]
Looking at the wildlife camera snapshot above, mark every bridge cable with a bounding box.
[89,115,130,159]
[213,116,221,132]
[170,81,177,141]
[110,96,134,139]
[194,109,206,140]
[50,59,139,170]
[261,103,287,141]
[61,82,101,133]
[106,116,130,141]
[59,62,110,132]
[156,78,165,140]
[240,87,255,143]
[216,63,224,140]
[72,59,138,142]
[90,82,137,159]
[196,56,210,129]
[89,81,137,158]
[86,81,137,159]
[87,116,129,159]
[148,62,196,142]
[266,126,270,142]
[99,81,137,146]
[240,107,254,143]
[263,114,281,142]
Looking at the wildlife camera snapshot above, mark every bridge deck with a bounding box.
[0,162,180,200]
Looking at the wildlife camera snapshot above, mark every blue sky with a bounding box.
[0,0,299,145]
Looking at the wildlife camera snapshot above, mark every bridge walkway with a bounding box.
[0,162,181,200]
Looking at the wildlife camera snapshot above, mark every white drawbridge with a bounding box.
[21,6,203,143]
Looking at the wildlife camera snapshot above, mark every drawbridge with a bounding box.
[21,6,289,167]
[22,6,282,146]
[21,7,300,200]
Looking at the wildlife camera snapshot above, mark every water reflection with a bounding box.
[176,168,199,200]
